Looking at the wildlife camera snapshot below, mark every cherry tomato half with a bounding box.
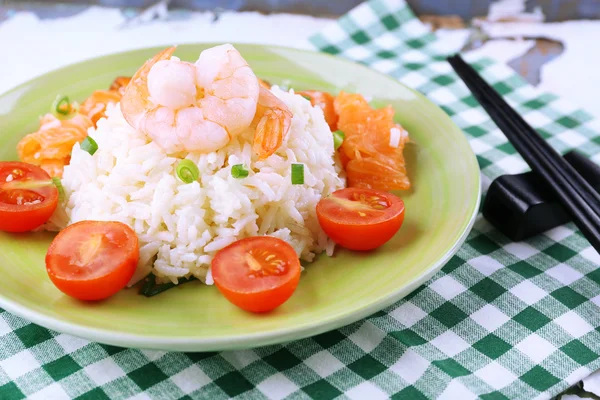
[211,236,301,313]
[46,220,139,301]
[316,188,405,251]
[0,161,59,233]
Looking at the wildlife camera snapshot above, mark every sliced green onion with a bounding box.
[80,136,98,155]
[333,130,345,150]
[291,163,304,185]
[231,164,249,179]
[52,95,70,116]
[51,95,78,120]
[2,179,52,190]
[301,94,312,101]
[52,177,65,202]
[176,159,199,184]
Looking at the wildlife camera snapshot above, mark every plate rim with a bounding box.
[0,43,481,351]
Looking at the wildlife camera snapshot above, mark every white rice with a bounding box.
[49,87,345,285]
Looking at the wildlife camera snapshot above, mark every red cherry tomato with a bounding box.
[316,187,405,251]
[45,220,139,301]
[211,236,301,313]
[0,161,58,232]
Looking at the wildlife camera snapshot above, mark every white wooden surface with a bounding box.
[1,6,599,121]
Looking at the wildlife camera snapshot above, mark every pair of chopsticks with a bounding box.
[447,54,600,254]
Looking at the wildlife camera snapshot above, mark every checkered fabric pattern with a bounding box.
[2,1,600,399]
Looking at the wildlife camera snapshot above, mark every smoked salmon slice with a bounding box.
[298,90,338,131]
[109,76,132,95]
[81,76,131,125]
[334,91,410,191]
[17,114,93,177]
[80,90,122,126]
[17,76,131,177]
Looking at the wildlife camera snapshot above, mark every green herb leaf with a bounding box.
[140,273,157,295]
[301,94,312,101]
[52,177,65,202]
[333,130,345,150]
[291,163,304,185]
[139,273,198,297]
[176,159,200,184]
[80,136,98,156]
[231,164,249,178]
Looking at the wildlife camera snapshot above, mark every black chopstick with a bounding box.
[448,54,600,248]
[448,59,600,217]
[447,54,600,253]
[448,55,600,248]
[448,55,600,213]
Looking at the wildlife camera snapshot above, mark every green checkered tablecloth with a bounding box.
[2,1,600,399]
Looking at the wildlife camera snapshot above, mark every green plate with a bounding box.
[0,44,480,351]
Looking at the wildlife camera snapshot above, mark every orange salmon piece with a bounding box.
[298,90,338,131]
[16,75,132,178]
[40,160,68,178]
[334,91,410,191]
[17,114,93,177]
[80,90,122,126]
[109,76,132,95]
[81,76,131,125]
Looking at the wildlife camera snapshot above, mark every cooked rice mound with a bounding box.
[49,87,345,285]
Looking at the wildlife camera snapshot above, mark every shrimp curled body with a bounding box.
[121,45,260,154]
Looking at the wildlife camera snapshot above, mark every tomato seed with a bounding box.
[0,189,45,205]
[352,192,389,210]
[245,249,287,278]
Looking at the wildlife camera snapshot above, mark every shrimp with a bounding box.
[120,45,260,154]
[252,86,293,160]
